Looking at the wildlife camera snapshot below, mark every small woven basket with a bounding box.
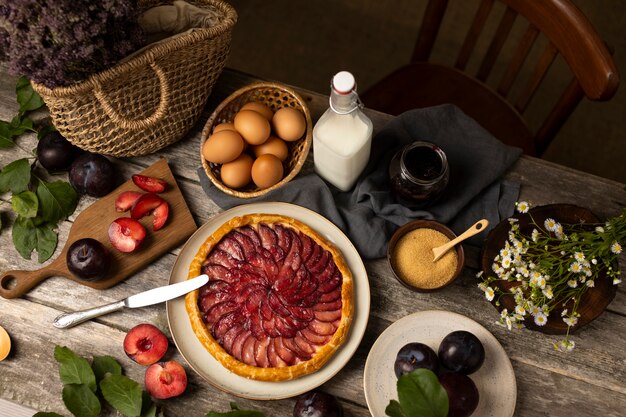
[31,0,237,157]
[201,82,312,198]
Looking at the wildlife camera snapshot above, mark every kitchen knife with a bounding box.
[53,274,209,329]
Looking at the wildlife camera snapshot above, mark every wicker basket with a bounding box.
[31,0,237,157]
[201,82,313,198]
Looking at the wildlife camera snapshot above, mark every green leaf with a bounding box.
[140,391,157,417]
[385,400,408,417]
[100,374,143,417]
[36,222,58,263]
[33,413,67,417]
[12,216,37,260]
[62,384,101,417]
[12,190,38,218]
[10,114,34,136]
[17,76,44,114]
[92,356,122,385]
[394,369,448,417]
[35,178,78,223]
[204,403,267,417]
[11,216,58,262]
[0,120,15,148]
[0,158,31,194]
[54,346,97,392]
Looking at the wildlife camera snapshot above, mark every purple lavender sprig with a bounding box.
[0,0,145,88]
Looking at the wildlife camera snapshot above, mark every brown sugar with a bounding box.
[392,228,458,289]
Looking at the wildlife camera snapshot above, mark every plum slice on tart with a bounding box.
[185,214,354,381]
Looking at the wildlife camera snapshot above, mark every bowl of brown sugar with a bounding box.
[387,219,464,291]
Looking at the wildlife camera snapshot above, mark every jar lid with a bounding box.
[332,71,355,94]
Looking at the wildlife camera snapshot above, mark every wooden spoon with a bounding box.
[432,219,489,262]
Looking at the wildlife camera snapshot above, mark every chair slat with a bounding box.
[476,7,517,82]
[455,0,494,70]
[515,42,558,112]
[535,78,584,155]
[497,24,539,96]
[412,0,450,62]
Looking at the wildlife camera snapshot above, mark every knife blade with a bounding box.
[53,274,209,329]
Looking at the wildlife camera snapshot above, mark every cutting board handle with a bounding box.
[0,259,67,299]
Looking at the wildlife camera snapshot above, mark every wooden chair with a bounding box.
[361,0,619,156]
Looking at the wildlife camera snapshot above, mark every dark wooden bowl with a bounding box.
[387,219,465,292]
[480,204,618,335]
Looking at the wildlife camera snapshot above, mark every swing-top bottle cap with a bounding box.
[332,71,355,94]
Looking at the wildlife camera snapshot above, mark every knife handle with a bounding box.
[53,300,126,329]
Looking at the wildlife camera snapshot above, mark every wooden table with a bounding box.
[1,67,625,417]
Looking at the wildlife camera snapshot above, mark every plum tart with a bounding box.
[186,213,354,381]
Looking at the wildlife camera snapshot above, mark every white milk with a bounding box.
[313,71,373,192]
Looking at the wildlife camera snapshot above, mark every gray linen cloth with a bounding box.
[198,104,523,259]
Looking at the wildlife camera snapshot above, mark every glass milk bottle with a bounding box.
[313,71,373,191]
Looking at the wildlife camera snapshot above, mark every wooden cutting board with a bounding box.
[0,158,197,299]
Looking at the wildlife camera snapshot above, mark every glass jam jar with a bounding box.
[388,141,449,205]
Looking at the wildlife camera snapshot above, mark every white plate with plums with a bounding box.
[166,202,370,400]
[364,310,516,417]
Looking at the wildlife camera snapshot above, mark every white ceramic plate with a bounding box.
[364,310,516,417]
[166,202,370,400]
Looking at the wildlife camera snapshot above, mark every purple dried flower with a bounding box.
[0,0,145,88]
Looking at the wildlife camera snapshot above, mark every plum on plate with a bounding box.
[394,342,439,377]
[438,330,485,375]
[439,372,480,417]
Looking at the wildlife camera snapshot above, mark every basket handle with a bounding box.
[93,62,171,131]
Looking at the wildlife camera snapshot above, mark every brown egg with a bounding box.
[220,153,254,189]
[213,122,236,133]
[202,130,244,164]
[241,101,274,121]
[251,154,284,189]
[234,110,271,145]
[252,136,289,161]
[272,107,306,142]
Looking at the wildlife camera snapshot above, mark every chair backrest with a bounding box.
[410,0,619,155]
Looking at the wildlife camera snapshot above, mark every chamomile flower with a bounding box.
[529,304,541,316]
[586,280,595,288]
[534,312,548,326]
[484,287,495,301]
[544,218,558,232]
[614,277,622,285]
[504,316,513,330]
[554,339,576,352]
[567,279,578,288]
[563,316,578,327]
[595,226,605,233]
[515,305,526,316]
[569,262,583,274]
[574,252,585,262]
[611,241,622,254]
[516,201,529,213]
[542,286,553,299]
[531,228,539,242]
